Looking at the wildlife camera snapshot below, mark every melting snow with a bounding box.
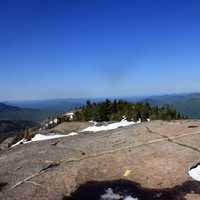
[81,119,138,133]
[188,164,200,181]
[101,188,121,200]
[89,120,98,125]
[124,196,138,200]
[12,118,145,147]
[11,138,28,147]
[66,132,78,136]
[31,134,69,141]
[53,118,58,124]
[100,188,138,200]
[11,132,78,147]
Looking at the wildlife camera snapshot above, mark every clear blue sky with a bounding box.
[1,0,200,100]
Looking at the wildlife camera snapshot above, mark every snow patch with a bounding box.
[64,112,74,120]
[89,120,98,125]
[188,164,200,181]
[124,196,138,200]
[101,188,121,200]
[11,132,78,147]
[100,188,138,200]
[66,132,78,136]
[11,138,28,147]
[53,118,58,124]
[31,134,67,142]
[12,117,146,147]
[81,119,137,133]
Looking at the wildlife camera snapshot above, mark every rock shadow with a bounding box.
[0,182,7,191]
[63,179,200,200]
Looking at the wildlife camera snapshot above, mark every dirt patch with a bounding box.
[63,179,200,200]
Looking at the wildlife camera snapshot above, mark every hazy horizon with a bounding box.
[2,91,200,102]
[1,0,200,100]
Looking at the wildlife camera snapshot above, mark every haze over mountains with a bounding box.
[0,98,89,122]
[0,93,200,122]
[142,93,200,118]
[5,99,87,112]
[0,103,22,112]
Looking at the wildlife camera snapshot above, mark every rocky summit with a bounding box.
[1,120,200,200]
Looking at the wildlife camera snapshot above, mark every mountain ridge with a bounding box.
[0,103,22,112]
[2,92,200,121]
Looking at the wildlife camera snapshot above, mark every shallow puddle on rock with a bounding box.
[63,179,200,200]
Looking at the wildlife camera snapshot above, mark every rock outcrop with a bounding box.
[1,120,200,200]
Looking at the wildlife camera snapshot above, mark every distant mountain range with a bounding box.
[0,99,86,122]
[2,93,200,121]
[0,103,22,112]
[4,98,87,112]
[0,103,45,122]
[141,93,200,118]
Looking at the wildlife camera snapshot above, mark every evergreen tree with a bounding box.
[69,99,185,122]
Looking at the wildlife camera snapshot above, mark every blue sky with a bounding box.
[1,0,200,100]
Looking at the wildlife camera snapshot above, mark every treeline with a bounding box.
[74,99,186,122]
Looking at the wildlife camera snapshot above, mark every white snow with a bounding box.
[188,164,200,181]
[89,120,98,125]
[53,118,58,124]
[31,134,67,142]
[11,117,145,147]
[100,188,138,200]
[101,188,121,200]
[11,132,78,147]
[81,119,136,133]
[11,138,28,147]
[124,196,138,200]
[66,112,74,116]
[64,112,74,120]
[66,132,78,136]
